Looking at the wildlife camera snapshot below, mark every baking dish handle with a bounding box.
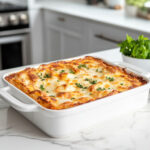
[115,62,150,79]
[0,87,39,112]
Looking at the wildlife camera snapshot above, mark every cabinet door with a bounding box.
[61,31,86,59]
[89,34,118,52]
[44,26,61,62]
[43,10,88,61]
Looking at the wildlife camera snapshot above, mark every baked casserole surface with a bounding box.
[5,56,147,110]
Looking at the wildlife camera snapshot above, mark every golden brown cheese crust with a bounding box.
[5,56,147,110]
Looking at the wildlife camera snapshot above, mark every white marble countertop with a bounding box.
[33,0,150,34]
[0,48,150,150]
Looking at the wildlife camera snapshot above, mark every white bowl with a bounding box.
[125,5,138,17]
[122,54,150,72]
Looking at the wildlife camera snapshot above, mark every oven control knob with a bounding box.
[9,14,19,26]
[19,13,29,25]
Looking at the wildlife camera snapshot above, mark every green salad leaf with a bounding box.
[119,34,150,59]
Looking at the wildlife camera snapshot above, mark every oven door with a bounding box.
[0,34,30,70]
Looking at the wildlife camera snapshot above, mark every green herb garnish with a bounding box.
[96,87,106,91]
[96,69,103,73]
[37,73,44,81]
[71,97,75,100]
[44,73,51,78]
[49,95,55,97]
[38,73,51,81]
[119,34,150,59]
[78,64,88,69]
[90,80,97,84]
[40,85,45,91]
[85,78,97,84]
[120,83,124,85]
[106,76,114,82]
[85,78,89,81]
[60,70,65,74]
[75,83,83,88]
[69,69,75,74]
[75,83,87,89]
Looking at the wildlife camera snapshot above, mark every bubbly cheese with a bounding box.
[5,56,147,110]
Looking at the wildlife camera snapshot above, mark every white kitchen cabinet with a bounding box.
[87,23,119,52]
[88,33,118,52]
[43,10,118,62]
[62,31,85,59]
[44,26,61,61]
[42,10,150,62]
[43,10,88,61]
[87,22,150,53]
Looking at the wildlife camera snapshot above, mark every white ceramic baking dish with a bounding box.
[0,56,150,138]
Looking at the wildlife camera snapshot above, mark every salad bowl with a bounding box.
[122,54,150,72]
[119,35,150,72]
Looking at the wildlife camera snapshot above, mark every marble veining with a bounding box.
[0,105,150,150]
[0,49,150,150]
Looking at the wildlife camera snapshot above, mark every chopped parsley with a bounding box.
[96,87,106,91]
[75,83,87,89]
[49,95,55,97]
[40,85,45,91]
[106,76,114,82]
[69,69,75,74]
[46,91,49,93]
[38,73,51,81]
[120,83,124,85]
[44,73,51,78]
[85,78,89,81]
[37,73,44,81]
[96,69,103,73]
[90,80,97,85]
[60,70,65,74]
[57,80,60,82]
[78,64,88,69]
[85,78,97,85]
[71,97,75,100]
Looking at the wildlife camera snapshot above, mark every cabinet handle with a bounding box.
[58,17,66,22]
[95,34,122,44]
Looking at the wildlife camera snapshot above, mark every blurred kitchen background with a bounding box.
[0,0,150,70]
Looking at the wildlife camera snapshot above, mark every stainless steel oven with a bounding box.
[0,31,30,70]
[0,2,30,70]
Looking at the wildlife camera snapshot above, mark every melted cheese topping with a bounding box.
[5,56,147,110]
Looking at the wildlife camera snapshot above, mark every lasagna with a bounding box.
[5,56,147,110]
